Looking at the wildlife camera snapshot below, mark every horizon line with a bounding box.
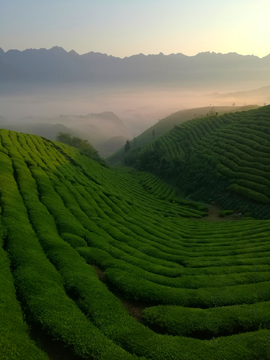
[0,46,269,59]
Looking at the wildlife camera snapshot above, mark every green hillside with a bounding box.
[0,119,81,142]
[108,105,258,165]
[1,129,270,359]
[127,105,270,219]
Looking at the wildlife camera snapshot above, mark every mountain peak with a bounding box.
[50,46,67,54]
[68,50,79,56]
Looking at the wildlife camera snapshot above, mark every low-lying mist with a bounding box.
[0,82,269,157]
[1,83,268,126]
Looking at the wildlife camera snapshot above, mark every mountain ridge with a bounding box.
[1,47,269,86]
[1,47,269,59]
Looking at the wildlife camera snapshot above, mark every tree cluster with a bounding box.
[129,145,226,198]
[56,132,106,166]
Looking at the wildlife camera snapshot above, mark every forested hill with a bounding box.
[1,129,270,359]
[124,105,270,218]
[108,104,258,165]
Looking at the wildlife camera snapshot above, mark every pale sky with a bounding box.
[1,0,270,57]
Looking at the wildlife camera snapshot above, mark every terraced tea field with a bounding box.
[134,105,270,218]
[1,128,270,359]
[108,105,258,166]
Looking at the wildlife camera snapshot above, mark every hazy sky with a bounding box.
[1,0,270,57]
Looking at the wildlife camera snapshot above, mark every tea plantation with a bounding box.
[129,105,270,218]
[108,105,258,166]
[1,128,270,359]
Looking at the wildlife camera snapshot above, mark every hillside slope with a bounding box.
[129,105,270,218]
[1,111,129,157]
[0,120,80,141]
[108,105,258,165]
[1,129,270,359]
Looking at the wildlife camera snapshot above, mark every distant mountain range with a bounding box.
[212,85,270,101]
[0,47,269,87]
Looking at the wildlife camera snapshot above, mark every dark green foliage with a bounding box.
[108,105,258,166]
[219,209,234,217]
[0,219,48,359]
[143,302,270,338]
[56,131,106,166]
[228,184,270,204]
[123,147,141,166]
[136,148,223,198]
[124,140,131,153]
[104,267,270,307]
[127,105,270,218]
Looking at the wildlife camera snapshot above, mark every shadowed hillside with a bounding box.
[124,105,270,218]
[108,104,258,165]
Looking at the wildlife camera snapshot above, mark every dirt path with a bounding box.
[30,326,83,360]
[91,265,149,322]
[202,204,240,221]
